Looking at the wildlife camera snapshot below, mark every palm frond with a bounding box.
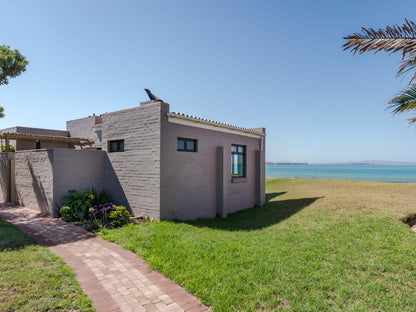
[344,19,416,83]
[344,19,416,55]
[388,84,416,123]
[0,106,4,118]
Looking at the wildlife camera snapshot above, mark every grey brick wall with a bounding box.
[14,149,107,215]
[0,153,9,202]
[64,101,265,221]
[100,103,162,219]
[15,150,54,214]
[160,109,265,220]
[66,116,102,149]
[52,149,105,210]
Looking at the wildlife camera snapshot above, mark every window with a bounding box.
[177,138,197,152]
[109,140,124,152]
[231,145,246,177]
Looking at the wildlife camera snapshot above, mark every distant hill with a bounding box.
[356,160,416,166]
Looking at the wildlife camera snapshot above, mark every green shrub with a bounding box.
[59,189,112,223]
[96,189,111,205]
[108,206,130,228]
[1,144,15,152]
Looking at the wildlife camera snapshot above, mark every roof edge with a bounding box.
[167,112,265,137]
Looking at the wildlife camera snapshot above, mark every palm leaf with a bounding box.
[388,84,416,123]
[344,19,416,83]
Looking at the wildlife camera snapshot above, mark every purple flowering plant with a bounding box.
[90,202,116,225]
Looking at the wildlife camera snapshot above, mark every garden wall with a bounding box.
[0,153,10,202]
[52,149,105,211]
[14,149,106,215]
[15,150,54,214]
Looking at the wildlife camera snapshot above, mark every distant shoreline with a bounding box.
[266,161,416,166]
[265,163,416,183]
[265,176,415,183]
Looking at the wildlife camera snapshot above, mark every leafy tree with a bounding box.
[344,19,416,123]
[0,45,29,118]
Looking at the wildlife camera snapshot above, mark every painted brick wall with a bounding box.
[14,149,107,215]
[66,116,102,149]
[100,103,162,219]
[64,101,265,221]
[52,149,105,209]
[15,150,54,214]
[0,153,9,202]
[160,107,265,220]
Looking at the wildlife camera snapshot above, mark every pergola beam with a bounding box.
[0,132,91,145]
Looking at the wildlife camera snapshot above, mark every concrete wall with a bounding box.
[160,106,265,220]
[14,149,106,215]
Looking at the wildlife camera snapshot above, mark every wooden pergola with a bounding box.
[0,132,92,151]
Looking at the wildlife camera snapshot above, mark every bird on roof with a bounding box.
[144,89,163,102]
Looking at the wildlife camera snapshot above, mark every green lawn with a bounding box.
[0,218,94,312]
[98,178,416,311]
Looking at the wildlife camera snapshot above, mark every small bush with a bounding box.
[1,144,15,152]
[88,203,116,225]
[109,206,130,228]
[59,189,112,223]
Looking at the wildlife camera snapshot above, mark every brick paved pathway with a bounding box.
[0,205,210,312]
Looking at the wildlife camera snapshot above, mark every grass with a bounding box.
[0,217,94,312]
[98,178,416,311]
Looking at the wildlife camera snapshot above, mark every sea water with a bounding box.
[266,164,416,183]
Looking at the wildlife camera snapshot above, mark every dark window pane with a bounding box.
[110,142,117,152]
[177,138,197,152]
[231,144,246,177]
[109,140,124,152]
[186,140,195,151]
[177,139,185,150]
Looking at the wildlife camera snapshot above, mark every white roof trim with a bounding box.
[167,112,265,139]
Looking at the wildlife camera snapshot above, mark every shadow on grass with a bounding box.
[0,218,36,251]
[183,192,322,231]
[266,192,287,202]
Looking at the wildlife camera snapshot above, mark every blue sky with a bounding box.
[1,0,416,163]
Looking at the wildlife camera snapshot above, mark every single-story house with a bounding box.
[0,95,265,220]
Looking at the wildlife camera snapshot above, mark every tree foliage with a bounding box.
[0,45,28,86]
[0,45,28,118]
[344,19,416,124]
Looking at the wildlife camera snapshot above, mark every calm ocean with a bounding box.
[266,164,416,183]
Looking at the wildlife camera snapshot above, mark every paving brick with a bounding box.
[0,205,210,312]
